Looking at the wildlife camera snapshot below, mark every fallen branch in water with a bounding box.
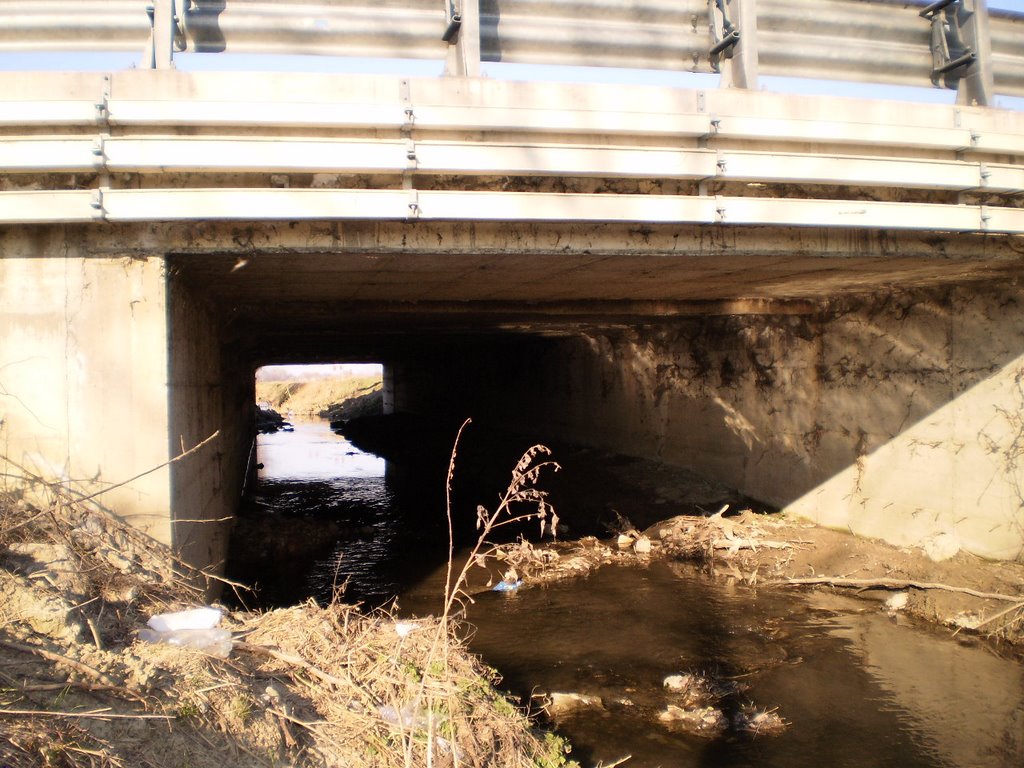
[775,576,1022,602]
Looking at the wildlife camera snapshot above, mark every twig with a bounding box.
[712,539,792,551]
[268,706,299,748]
[970,600,1024,630]
[0,508,47,536]
[2,431,218,510]
[0,707,171,720]
[71,430,220,506]
[234,642,359,693]
[4,681,128,695]
[0,640,125,690]
[442,418,473,631]
[174,516,234,524]
[86,617,103,651]
[776,576,1023,602]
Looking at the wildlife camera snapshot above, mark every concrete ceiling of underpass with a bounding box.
[166,224,1024,360]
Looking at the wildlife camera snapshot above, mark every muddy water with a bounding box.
[228,418,1024,768]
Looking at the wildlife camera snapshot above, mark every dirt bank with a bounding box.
[257,376,382,418]
[0,486,575,768]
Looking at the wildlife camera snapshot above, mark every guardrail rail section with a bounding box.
[0,0,1021,230]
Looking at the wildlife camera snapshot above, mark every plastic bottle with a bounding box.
[147,606,222,632]
[138,627,233,658]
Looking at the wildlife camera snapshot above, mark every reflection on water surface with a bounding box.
[228,418,1024,768]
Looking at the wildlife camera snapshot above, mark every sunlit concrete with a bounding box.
[0,238,174,544]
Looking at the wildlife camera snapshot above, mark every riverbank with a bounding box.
[0,486,576,768]
[257,375,382,420]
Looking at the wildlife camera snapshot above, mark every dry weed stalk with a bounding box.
[439,419,561,630]
[382,418,569,768]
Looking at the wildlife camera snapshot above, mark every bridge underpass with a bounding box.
[135,214,1024,573]
[2,43,1024,575]
[6,222,1024,577]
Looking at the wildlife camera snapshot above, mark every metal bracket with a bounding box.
[94,74,111,124]
[90,188,107,222]
[708,0,740,70]
[399,79,415,133]
[920,0,973,85]
[406,188,420,220]
[91,134,108,172]
[708,0,757,89]
[443,0,462,43]
[919,0,992,105]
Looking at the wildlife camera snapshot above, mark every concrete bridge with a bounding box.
[2,0,1024,574]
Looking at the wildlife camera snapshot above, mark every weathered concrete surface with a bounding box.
[0,237,173,543]
[0,231,249,574]
[167,272,252,572]
[394,287,1024,562]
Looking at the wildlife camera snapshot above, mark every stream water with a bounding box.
[227,418,1024,768]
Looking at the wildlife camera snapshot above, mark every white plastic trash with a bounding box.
[141,606,232,657]
[393,621,419,638]
[147,606,222,632]
[139,627,233,658]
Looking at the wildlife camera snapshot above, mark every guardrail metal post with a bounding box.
[709,0,759,89]
[956,0,993,106]
[444,0,481,77]
[142,0,177,69]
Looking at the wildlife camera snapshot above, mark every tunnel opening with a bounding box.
[169,296,1024,767]
[227,353,769,609]
[130,228,1024,766]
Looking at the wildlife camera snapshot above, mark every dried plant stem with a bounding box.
[7,681,129,695]
[970,600,1024,629]
[777,576,1022,602]
[0,640,125,691]
[441,418,474,639]
[68,430,221,507]
[0,708,171,720]
[234,642,356,693]
[1,430,219,509]
[712,538,792,551]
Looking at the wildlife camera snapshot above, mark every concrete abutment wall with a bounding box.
[167,273,252,574]
[0,235,174,543]
[394,287,1024,562]
[0,231,250,579]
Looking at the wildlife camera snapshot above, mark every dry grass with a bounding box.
[0,435,578,768]
[256,376,382,417]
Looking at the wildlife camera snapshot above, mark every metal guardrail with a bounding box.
[0,71,1021,232]
[0,1,1021,104]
